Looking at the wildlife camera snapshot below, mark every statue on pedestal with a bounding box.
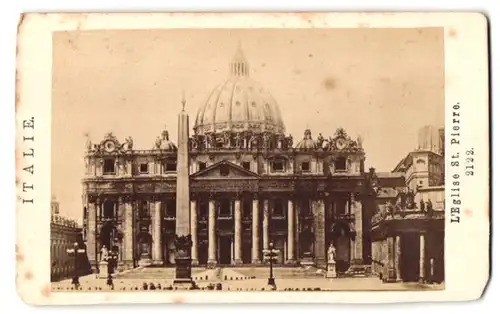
[235,132,243,149]
[327,243,336,263]
[317,133,324,148]
[263,133,270,149]
[100,245,109,262]
[326,243,337,278]
[249,134,257,149]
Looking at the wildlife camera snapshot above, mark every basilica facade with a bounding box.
[81,48,405,272]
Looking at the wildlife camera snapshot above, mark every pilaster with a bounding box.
[312,197,326,268]
[124,195,134,263]
[87,196,97,268]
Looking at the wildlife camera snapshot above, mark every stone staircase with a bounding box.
[229,266,325,279]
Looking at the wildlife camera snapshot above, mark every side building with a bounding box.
[50,196,91,282]
[370,125,445,283]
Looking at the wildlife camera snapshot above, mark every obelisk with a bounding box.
[173,95,194,287]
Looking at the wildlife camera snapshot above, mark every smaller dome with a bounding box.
[295,129,317,150]
[154,129,177,151]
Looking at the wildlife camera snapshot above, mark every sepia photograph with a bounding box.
[50,27,445,292]
[15,12,489,304]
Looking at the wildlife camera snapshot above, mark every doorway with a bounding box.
[242,239,252,264]
[401,233,420,282]
[218,235,232,265]
[197,240,208,265]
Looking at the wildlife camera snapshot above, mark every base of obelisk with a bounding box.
[173,257,195,289]
[326,262,337,278]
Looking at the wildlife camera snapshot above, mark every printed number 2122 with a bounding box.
[465,148,474,176]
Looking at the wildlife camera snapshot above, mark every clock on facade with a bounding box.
[335,138,347,150]
[104,141,116,152]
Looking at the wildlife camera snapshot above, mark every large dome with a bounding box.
[194,47,285,135]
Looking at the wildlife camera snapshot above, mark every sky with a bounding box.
[51,28,444,222]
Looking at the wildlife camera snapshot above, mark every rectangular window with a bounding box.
[218,200,232,217]
[164,159,177,172]
[242,161,251,171]
[301,161,310,172]
[103,159,115,174]
[272,199,285,217]
[199,162,207,171]
[139,163,148,174]
[271,160,285,172]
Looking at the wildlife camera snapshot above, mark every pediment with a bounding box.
[191,160,259,179]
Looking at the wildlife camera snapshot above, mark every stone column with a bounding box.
[233,197,243,264]
[87,197,97,268]
[387,236,395,281]
[263,199,269,251]
[190,199,199,265]
[312,197,326,268]
[152,198,162,265]
[352,193,363,262]
[208,198,217,265]
[395,235,401,281]
[251,197,260,263]
[286,198,295,263]
[419,233,426,282]
[124,196,134,265]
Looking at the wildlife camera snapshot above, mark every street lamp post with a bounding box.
[66,242,86,288]
[106,251,118,289]
[263,242,279,287]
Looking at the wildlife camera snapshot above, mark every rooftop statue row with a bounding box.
[188,127,364,153]
[51,214,79,228]
[84,127,363,155]
[371,189,438,225]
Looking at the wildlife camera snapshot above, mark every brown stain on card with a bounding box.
[16,245,24,262]
[448,28,457,38]
[172,296,185,303]
[41,284,51,297]
[322,77,336,91]
[24,271,33,280]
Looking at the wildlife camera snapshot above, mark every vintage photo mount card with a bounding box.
[15,12,489,305]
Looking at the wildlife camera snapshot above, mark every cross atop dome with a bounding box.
[230,42,249,77]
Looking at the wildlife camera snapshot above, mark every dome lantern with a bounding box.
[230,43,249,77]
